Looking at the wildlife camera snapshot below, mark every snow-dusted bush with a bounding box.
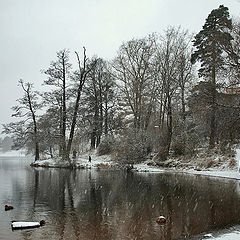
[114,129,152,164]
[172,140,185,155]
[97,136,115,156]
[172,117,201,156]
[185,132,200,155]
[153,145,169,162]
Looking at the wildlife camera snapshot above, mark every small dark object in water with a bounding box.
[89,156,91,163]
[40,220,45,226]
[156,216,166,224]
[5,205,14,211]
[11,220,46,230]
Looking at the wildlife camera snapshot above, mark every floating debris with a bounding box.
[11,220,45,230]
[5,205,14,211]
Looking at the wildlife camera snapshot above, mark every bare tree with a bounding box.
[154,27,193,159]
[176,47,195,122]
[66,48,91,159]
[43,48,92,162]
[82,57,116,149]
[3,80,41,161]
[44,49,72,161]
[112,35,156,130]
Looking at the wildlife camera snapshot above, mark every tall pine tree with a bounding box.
[191,5,233,148]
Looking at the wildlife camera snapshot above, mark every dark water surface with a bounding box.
[1,156,240,240]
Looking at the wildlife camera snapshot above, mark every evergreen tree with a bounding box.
[191,5,233,148]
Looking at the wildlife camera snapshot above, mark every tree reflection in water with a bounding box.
[1,160,240,240]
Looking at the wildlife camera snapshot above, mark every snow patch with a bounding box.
[185,169,240,180]
[236,148,240,172]
[32,152,114,169]
[203,233,213,238]
[134,162,165,173]
[216,231,240,240]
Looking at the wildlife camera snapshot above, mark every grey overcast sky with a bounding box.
[0,0,240,135]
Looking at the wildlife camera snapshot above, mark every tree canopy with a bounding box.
[191,5,233,80]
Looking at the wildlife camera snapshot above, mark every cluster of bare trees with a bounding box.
[3,48,117,162]
[112,28,195,161]
[3,7,240,164]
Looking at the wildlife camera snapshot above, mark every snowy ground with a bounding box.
[215,231,240,240]
[189,226,240,240]
[134,162,240,180]
[32,149,240,180]
[32,151,114,169]
[32,154,240,181]
[133,147,240,180]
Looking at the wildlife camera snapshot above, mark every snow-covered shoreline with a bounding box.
[30,150,240,181]
[30,152,114,170]
[134,162,240,180]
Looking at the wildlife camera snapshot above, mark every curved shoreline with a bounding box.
[30,156,240,181]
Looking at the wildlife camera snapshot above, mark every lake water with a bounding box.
[1,156,240,240]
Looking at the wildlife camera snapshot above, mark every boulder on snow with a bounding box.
[203,233,213,238]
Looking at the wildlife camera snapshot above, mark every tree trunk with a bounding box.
[96,135,101,148]
[166,95,172,155]
[35,142,40,162]
[90,131,96,149]
[27,88,39,162]
[209,66,216,149]
[104,103,108,135]
[59,105,63,157]
[62,55,68,162]
[209,104,216,149]
[181,86,186,122]
[98,88,103,146]
[161,96,167,128]
[66,85,82,159]
[144,104,153,131]
[66,49,90,160]
[50,146,53,158]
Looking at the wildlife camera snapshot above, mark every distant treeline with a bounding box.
[0,136,13,152]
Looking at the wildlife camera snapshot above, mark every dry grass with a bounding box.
[96,163,114,169]
[167,147,238,171]
[227,158,236,168]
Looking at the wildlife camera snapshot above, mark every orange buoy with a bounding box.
[156,216,166,224]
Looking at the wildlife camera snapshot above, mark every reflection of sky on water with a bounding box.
[0,157,31,203]
[1,157,240,240]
